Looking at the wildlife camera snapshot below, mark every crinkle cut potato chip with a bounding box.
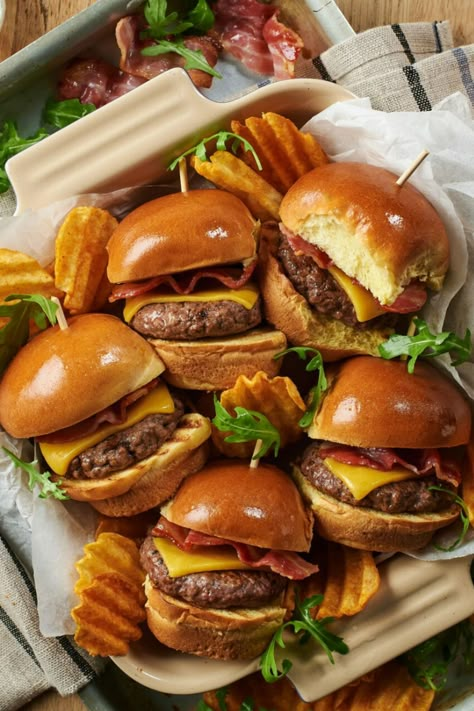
[462,441,474,525]
[54,206,118,314]
[0,248,62,302]
[203,661,435,710]
[300,541,380,619]
[212,370,306,458]
[230,111,329,194]
[191,151,282,221]
[74,532,145,595]
[71,572,146,657]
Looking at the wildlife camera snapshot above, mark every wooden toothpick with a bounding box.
[179,157,189,193]
[396,149,429,187]
[250,439,263,469]
[51,296,69,330]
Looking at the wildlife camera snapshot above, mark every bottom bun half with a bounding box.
[258,225,392,361]
[293,467,460,552]
[61,413,211,516]
[149,328,287,390]
[144,578,287,660]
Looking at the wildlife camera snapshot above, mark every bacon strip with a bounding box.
[109,259,258,302]
[38,379,158,444]
[262,12,304,80]
[152,517,318,580]
[58,58,146,108]
[319,443,462,487]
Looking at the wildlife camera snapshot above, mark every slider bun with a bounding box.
[293,468,460,552]
[258,224,391,361]
[150,327,287,390]
[161,459,313,552]
[0,313,165,438]
[67,413,211,515]
[279,162,449,306]
[144,578,287,660]
[309,356,471,448]
[107,189,258,283]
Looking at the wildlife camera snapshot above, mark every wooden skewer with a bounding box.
[179,157,189,193]
[396,149,429,186]
[51,296,68,330]
[250,439,263,469]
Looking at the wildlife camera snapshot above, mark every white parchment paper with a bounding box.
[0,93,473,636]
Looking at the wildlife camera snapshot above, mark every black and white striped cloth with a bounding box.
[310,21,474,112]
[0,534,104,710]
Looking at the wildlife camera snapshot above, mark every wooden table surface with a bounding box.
[3,1,473,710]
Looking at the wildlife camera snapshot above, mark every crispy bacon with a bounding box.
[116,16,220,89]
[152,517,318,580]
[58,58,146,108]
[213,0,303,79]
[281,224,332,269]
[38,379,158,444]
[319,443,462,487]
[109,259,258,302]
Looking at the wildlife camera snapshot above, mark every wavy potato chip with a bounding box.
[191,151,282,221]
[462,441,474,526]
[55,206,117,314]
[0,248,62,302]
[212,371,306,458]
[74,532,145,595]
[230,111,329,194]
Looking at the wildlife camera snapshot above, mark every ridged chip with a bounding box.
[74,532,145,595]
[202,661,435,710]
[230,111,329,194]
[0,248,62,302]
[54,206,118,314]
[71,572,146,656]
[300,541,380,619]
[191,151,282,221]
[462,441,474,526]
[212,371,306,458]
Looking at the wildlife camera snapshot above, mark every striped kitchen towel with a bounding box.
[0,534,104,710]
[310,21,474,112]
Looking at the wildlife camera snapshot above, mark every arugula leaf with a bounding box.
[43,97,96,129]
[379,317,472,373]
[427,485,470,552]
[2,447,69,500]
[196,700,214,711]
[168,130,262,172]
[141,38,221,78]
[274,347,327,428]
[260,594,349,683]
[212,396,280,458]
[143,0,194,38]
[187,0,215,32]
[400,619,474,691]
[0,294,58,376]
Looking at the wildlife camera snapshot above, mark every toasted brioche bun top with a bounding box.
[279,162,449,306]
[0,313,165,439]
[107,189,258,283]
[161,459,313,552]
[308,356,471,448]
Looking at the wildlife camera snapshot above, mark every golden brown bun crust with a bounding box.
[279,162,449,304]
[161,459,313,552]
[309,356,471,448]
[0,313,165,438]
[258,224,391,361]
[293,468,460,552]
[107,190,258,282]
[68,413,211,514]
[150,327,287,390]
[144,578,286,660]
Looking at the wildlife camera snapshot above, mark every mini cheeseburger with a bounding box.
[140,460,318,659]
[0,313,210,515]
[106,189,287,390]
[259,162,450,360]
[293,356,471,552]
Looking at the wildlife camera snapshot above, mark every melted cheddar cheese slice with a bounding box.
[123,283,260,323]
[323,457,414,500]
[328,266,385,322]
[153,537,252,578]
[40,383,175,476]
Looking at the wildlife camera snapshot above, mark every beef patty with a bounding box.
[131,298,262,340]
[66,394,184,480]
[300,443,455,514]
[278,234,393,329]
[140,535,286,609]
